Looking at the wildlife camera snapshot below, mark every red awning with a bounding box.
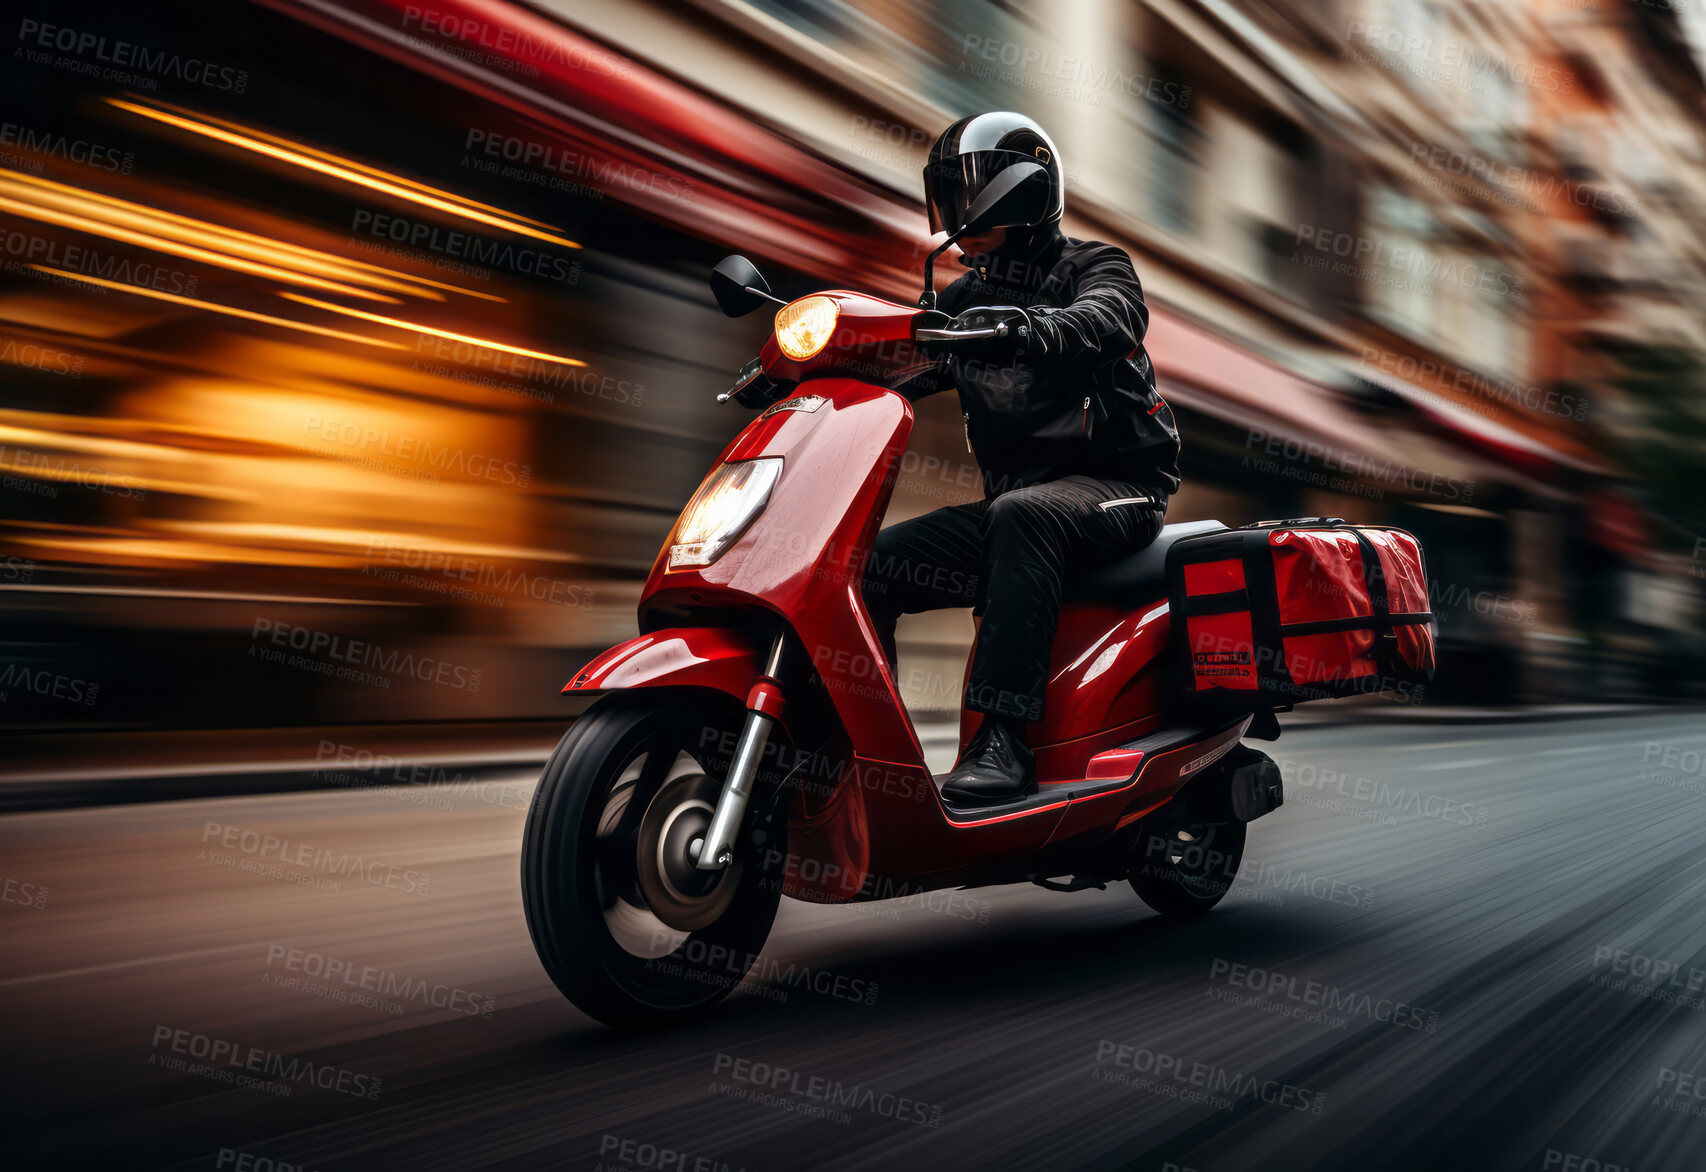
[1353,364,1605,478]
[1149,312,1486,493]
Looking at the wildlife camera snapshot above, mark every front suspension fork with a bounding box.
[694,634,786,871]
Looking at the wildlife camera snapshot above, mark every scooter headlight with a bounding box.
[668,458,783,568]
[774,296,839,360]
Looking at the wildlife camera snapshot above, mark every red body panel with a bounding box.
[567,627,759,697]
[1085,748,1145,782]
[759,291,933,387]
[959,597,1173,784]
[1048,719,1247,846]
[640,377,919,763]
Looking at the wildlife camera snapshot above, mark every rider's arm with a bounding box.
[1025,245,1149,365]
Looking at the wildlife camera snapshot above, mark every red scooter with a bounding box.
[522,177,1289,1027]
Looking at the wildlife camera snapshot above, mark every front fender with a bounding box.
[564,628,759,700]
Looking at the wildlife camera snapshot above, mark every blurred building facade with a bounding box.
[1,0,1703,736]
[574,0,1706,707]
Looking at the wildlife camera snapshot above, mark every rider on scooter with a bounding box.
[865,110,1181,806]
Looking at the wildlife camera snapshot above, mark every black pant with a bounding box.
[863,475,1165,723]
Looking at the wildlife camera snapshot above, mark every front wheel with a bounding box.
[521,692,789,1028]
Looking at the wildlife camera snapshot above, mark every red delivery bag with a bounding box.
[1167,518,1435,707]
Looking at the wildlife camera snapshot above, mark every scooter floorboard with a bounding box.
[934,715,1247,823]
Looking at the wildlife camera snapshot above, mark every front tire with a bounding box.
[522,692,789,1028]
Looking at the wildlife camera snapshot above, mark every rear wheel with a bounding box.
[521,693,789,1028]
[1128,797,1247,918]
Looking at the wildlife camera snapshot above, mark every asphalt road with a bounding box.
[5,713,1706,1171]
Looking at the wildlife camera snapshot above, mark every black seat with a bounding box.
[1064,519,1228,606]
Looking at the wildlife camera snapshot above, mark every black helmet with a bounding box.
[922,111,1064,238]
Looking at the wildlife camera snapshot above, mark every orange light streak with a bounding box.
[30,265,403,349]
[280,293,586,367]
[0,169,504,303]
[108,97,581,250]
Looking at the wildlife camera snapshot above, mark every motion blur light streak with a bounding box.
[105,95,583,250]
[0,168,516,304]
[156,521,582,563]
[279,292,588,366]
[26,264,405,349]
[0,583,404,605]
[0,415,227,501]
[0,169,409,304]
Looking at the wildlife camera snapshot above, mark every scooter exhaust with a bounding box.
[1227,753,1284,823]
[1185,743,1283,825]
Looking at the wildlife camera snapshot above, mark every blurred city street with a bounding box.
[5,712,1706,1171]
[2,0,1704,741]
[6,0,1706,1167]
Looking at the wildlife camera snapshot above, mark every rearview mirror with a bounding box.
[710,255,779,317]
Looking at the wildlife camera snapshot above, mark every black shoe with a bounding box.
[941,717,1037,805]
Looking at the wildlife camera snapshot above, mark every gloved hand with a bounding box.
[915,304,1033,363]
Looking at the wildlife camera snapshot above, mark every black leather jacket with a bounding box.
[920,229,1181,499]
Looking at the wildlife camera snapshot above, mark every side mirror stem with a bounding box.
[917,161,1043,306]
[745,286,788,307]
[919,230,964,310]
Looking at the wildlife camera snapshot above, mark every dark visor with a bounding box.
[923,149,1046,235]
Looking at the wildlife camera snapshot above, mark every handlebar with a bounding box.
[912,322,1008,343]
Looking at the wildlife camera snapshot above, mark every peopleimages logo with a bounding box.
[2,874,49,910]
[300,414,532,487]
[958,35,1191,108]
[648,933,879,1007]
[364,536,594,609]
[200,820,432,895]
[1343,21,1575,94]
[1092,1041,1326,1114]
[1655,1066,1706,1118]
[150,1025,381,1100]
[263,944,495,1018]
[399,6,631,76]
[0,661,99,706]
[215,1151,321,1172]
[0,229,198,296]
[1277,758,1491,829]
[1541,1149,1636,1172]
[250,617,483,693]
[596,1134,749,1172]
[1243,426,1474,503]
[15,18,250,92]
[1408,142,1637,217]
[0,120,134,174]
[0,338,85,378]
[1358,348,1589,424]
[1590,945,1706,1008]
[710,1052,943,1127]
[1208,960,1439,1032]
[462,128,696,202]
[349,210,578,284]
[1295,224,1524,298]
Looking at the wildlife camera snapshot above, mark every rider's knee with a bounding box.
[982,486,1053,538]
